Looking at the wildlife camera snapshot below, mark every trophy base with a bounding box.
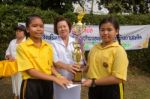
[73,70,82,83]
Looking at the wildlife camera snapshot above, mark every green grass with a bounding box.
[124,67,150,99]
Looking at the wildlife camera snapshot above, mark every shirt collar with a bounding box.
[26,38,48,47]
[96,41,120,49]
[55,36,75,46]
[68,36,75,44]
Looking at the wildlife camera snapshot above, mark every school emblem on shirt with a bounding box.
[103,62,108,68]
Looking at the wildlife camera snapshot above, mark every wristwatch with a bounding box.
[91,78,96,87]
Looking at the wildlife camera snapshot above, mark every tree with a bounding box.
[24,0,41,7]
[72,0,85,10]
[41,0,73,14]
[0,0,73,14]
[105,0,123,13]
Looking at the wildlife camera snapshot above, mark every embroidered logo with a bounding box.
[103,62,108,68]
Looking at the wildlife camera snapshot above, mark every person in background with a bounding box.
[5,24,26,99]
[16,15,71,99]
[51,16,81,99]
[82,17,129,99]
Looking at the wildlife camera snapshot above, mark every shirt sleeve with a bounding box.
[48,44,54,62]
[112,47,129,81]
[5,41,12,56]
[16,45,34,72]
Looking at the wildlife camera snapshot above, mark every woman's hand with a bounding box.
[5,55,15,61]
[66,64,80,74]
[9,57,16,61]
[82,79,92,87]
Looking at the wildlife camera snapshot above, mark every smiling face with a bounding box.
[26,17,44,39]
[99,22,118,45]
[57,20,70,39]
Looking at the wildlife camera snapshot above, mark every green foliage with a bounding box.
[63,12,77,23]
[0,4,58,60]
[82,13,150,25]
[41,0,73,14]
[127,48,150,73]
[0,0,74,14]
[105,1,123,14]
[0,4,150,73]
[24,0,41,7]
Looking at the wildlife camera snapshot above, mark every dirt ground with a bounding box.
[0,78,13,99]
[0,77,88,99]
[1,67,150,99]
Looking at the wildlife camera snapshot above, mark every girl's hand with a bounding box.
[54,77,72,89]
[82,79,92,87]
[80,65,88,72]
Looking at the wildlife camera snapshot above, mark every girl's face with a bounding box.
[99,22,118,45]
[27,18,44,39]
[16,30,25,39]
[57,20,70,39]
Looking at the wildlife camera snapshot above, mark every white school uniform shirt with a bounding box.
[51,36,81,99]
[6,38,26,58]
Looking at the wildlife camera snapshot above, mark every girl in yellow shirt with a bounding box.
[82,17,128,99]
[17,15,71,99]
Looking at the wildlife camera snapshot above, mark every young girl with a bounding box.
[5,24,26,99]
[16,15,71,99]
[82,17,129,99]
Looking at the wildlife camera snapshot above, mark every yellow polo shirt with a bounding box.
[16,38,53,80]
[87,41,128,81]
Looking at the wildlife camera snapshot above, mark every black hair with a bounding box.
[15,24,26,31]
[54,16,72,35]
[25,14,43,37]
[15,24,27,37]
[26,14,43,28]
[99,16,121,45]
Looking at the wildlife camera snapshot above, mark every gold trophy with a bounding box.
[72,11,86,83]
[73,12,86,36]
[72,42,82,82]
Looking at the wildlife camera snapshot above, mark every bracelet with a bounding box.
[91,78,96,87]
[55,73,62,78]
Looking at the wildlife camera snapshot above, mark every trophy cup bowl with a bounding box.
[72,42,83,83]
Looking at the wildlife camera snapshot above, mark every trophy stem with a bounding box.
[73,70,82,83]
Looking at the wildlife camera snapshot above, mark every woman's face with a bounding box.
[99,22,118,45]
[57,20,70,39]
[16,30,25,39]
[27,18,44,39]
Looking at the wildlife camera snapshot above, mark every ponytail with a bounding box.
[116,33,121,45]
